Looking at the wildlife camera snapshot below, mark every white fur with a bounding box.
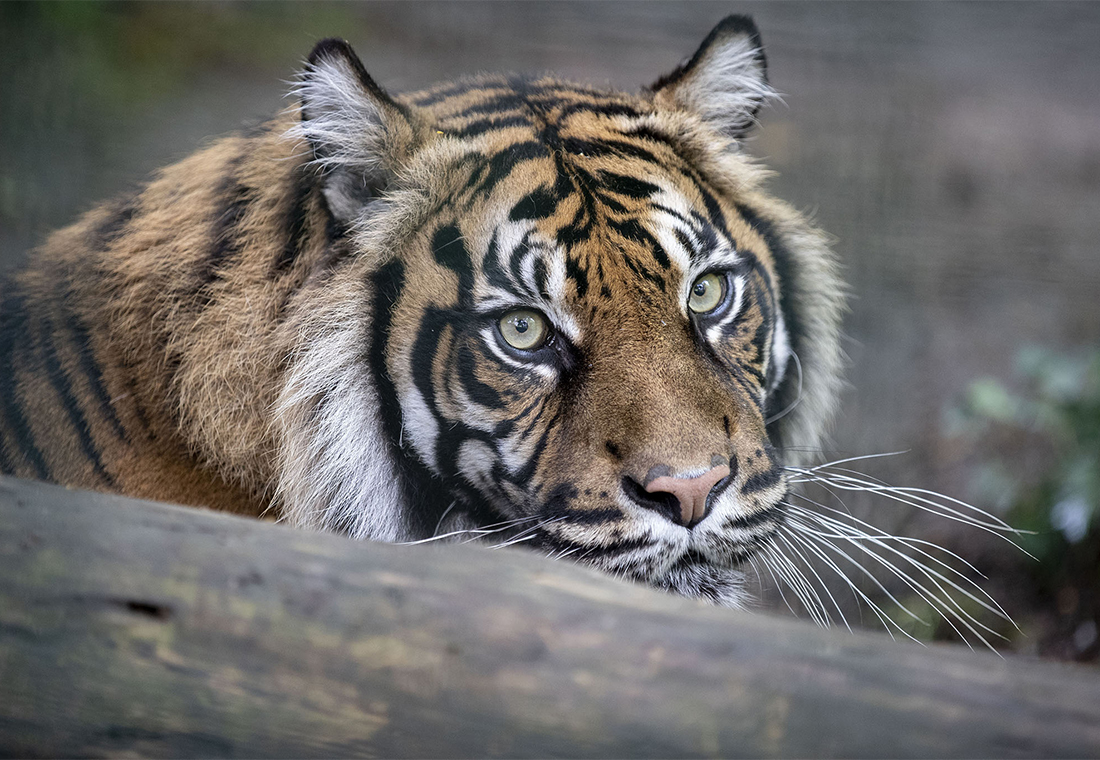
[768,306,792,395]
[286,55,389,177]
[664,33,774,139]
[704,274,746,345]
[285,51,397,226]
[275,281,408,541]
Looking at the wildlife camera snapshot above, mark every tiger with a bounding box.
[0,15,845,607]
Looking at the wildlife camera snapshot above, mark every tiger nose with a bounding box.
[645,464,731,527]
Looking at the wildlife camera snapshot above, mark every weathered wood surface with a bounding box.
[1,475,1098,759]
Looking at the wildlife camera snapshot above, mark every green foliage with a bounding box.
[949,346,1100,658]
[952,346,1100,550]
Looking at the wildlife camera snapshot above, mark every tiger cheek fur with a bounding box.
[1,17,845,608]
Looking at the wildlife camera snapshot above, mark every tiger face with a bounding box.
[378,150,786,601]
[279,17,844,604]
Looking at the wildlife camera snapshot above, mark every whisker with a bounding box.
[488,515,569,550]
[765,350,804,425]
[788,493,1004,588]
[746,555,767,606]
[789,503,1015,627]
[432,501,458,537]
[781,523,922,645]
[757,547,802,620]
[796,450,912,472]
[788,467,1025,541]
[786,506,1006,650]
[774,530,852,633]
[395,514,545,546]
[763,542,830,627]
[783,507,931,626]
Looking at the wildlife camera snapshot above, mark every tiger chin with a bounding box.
[0,16,844,608]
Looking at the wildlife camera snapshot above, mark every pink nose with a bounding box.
[645,464,731,526]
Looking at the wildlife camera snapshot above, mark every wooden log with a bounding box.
[1,474,1098,758]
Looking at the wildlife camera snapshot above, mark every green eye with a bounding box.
[498,309,549,351]
[688,272,726,314]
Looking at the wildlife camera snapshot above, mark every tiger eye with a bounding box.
[498,309,548,351]
[688,272,725,314]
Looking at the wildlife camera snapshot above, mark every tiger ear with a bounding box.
[650,15,772,139]
[292,38,423,225]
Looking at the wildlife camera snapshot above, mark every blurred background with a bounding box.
[2,1,1098,662]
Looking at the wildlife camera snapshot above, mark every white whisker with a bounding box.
[788,467,1027,543]
[782,524,922,645]
[783,508,931,627]
[788,503,1015,627]
[784,506,1006,651]
[488,515,569,550]
[774,530,852,632]
[395,514,545,546]
[788,494,1000,587]
[763,542,830,627]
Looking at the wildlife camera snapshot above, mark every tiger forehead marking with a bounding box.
[1,16,845,607]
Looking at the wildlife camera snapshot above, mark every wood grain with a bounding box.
[1,474,1098,758]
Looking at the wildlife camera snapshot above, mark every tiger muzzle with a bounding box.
[622,461,734,528]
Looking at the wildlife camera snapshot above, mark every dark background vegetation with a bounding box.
[2,2,1098,661]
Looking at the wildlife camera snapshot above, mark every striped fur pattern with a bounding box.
[0,17,844,605]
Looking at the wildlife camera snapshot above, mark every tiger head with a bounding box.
[276,16,844,605]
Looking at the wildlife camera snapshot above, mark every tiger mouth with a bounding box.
[676,522,781,570]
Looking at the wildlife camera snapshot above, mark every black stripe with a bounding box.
[565,256,588,298]
[410,307,484,477]
[722,502,785,531]
[449,92,529,120]
[431,224,474,309]
[621,126,735,244]
[368,261,460,537]
[452,114,532,138]
[607,217,670,271]
[271,163,317,274]
[731,202,803,427]
[0,289,50,480]
[512,404,562,484]
[538,533,654,560]
[740,463,782,495]
[472,141,550,198]
[673,228,700,262]
[410,79,504,107]
[60,299,127,443]
[532,255,550,300]
[91,200,137,252]
[375,263,508,529]
[542,482,622,525]
[555,186,597,249]
[722,363,766,411]
[623,124,683,151]
[198,157,250,293]
[457,344,504,411]
[560,138,660,164]
[622,253,665,293]
[481,229,514,295]
[510,185,561,222]
[597,171,659,200]
[495,396,542,440]
[36,311,115,487]
[558,101,642,121]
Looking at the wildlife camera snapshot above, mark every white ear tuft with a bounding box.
[651,16,774,139]
[287,39,421,225]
